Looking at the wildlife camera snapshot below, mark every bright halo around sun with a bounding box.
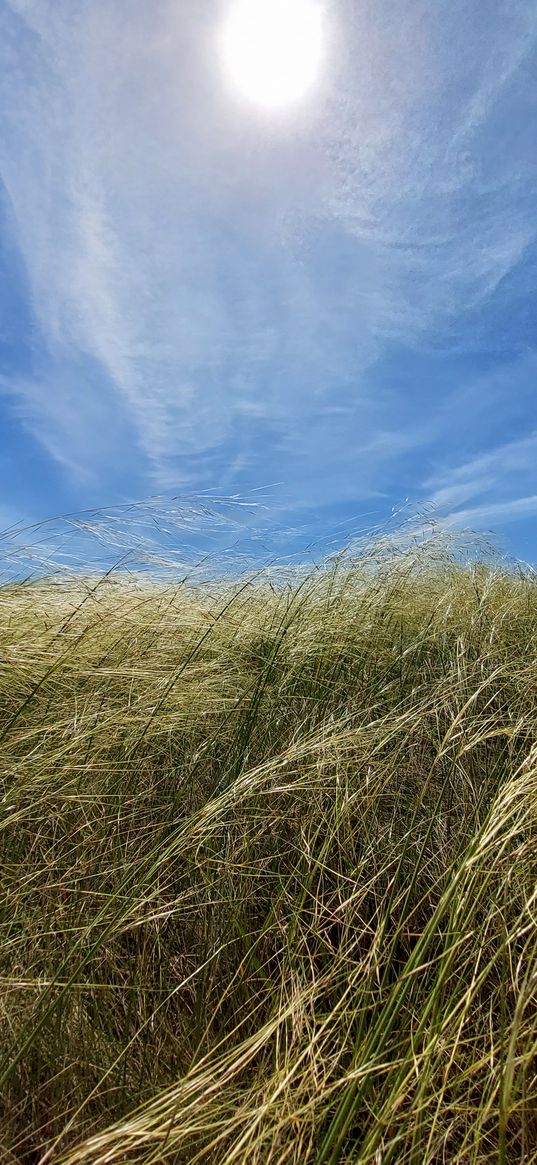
[221,0,323,109]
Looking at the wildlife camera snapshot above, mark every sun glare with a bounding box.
[221,0,323,109]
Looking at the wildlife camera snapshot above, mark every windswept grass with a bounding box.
[0,534,535,1163]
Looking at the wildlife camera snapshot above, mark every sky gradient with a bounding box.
[1,0,537,563]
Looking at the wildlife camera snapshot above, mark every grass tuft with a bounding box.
[0,530,535,1163]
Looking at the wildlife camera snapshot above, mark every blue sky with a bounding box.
[1,0,537,564]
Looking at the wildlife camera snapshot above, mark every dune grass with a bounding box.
[0,535,535,1163]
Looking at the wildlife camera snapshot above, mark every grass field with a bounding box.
[0,533,536,1163]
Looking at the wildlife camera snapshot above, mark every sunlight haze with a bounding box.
[0,0,536,559]
[220,0,323,108]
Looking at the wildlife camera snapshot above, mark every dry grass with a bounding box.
[0,532,535,1163]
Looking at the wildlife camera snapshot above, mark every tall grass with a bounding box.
[0,530,535,1163]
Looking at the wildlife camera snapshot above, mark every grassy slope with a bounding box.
[0,545,535,1163]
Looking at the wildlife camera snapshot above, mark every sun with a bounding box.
[220,0,323,110]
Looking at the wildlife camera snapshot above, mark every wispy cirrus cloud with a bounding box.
[442,495,537,529]
[0,0,536,541]
[423,430,537,534]
[321,0,537,335]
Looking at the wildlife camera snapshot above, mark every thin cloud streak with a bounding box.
[442,495,537,529]
[426,432,537,505]
[0,0,536,531]
[423,431,537,533]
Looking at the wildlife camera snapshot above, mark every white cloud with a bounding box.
[426,479,497,512]
[427,432,537,496]
[441,495,537,528]
[422,430,537,531]
[321,0,537,334]
[0,0,536,498]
